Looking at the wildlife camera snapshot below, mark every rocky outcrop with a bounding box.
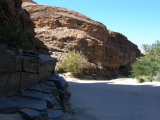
[0,45,73,120]
[22,1,141,78]
[0,45,57,96]
[0,72,73,120]
[0,0,73,119]
[22,0,37,4]
[0,0,35,48]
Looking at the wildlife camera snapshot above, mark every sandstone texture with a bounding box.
[22,1,141,78]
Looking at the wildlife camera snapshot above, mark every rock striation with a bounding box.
[0,45,73,120]
[22,1,141,78]
[0,45,57,95]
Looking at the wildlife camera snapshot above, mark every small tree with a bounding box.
[57,50,88,76]
[131,40,160,82]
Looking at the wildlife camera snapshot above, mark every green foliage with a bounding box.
[57,50,88,76]
[131,40,160,83]
[1,21,34,50]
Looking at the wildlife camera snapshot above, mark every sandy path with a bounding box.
[67,78,160,120]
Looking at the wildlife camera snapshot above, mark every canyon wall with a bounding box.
[23,2,141,78]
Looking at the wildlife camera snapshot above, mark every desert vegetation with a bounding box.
[57,50,88,76]
[1,21,34,50]
[131,40,160,83]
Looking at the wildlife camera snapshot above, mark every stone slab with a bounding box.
[19,108,40,119]
[18,90,42,100]
[48,110,63,119]
[0,113,24,120]
[45,81,56,87]
[39,83,54,93]
[0,98,19,114]
[10,96,47,111]
[41,93,53,101]
[20,72,40,89]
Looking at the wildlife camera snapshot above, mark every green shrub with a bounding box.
[57,50,88,76]
[1,21,34,50]
[131,40,160,83]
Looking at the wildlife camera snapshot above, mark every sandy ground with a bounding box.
[67,78,160,120]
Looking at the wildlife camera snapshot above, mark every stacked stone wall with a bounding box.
[0,45,73,120]
[0,45,57,97]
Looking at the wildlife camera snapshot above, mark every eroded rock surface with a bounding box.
[0,71,74,120]
[22,1,141,78]
[0,0,35,46]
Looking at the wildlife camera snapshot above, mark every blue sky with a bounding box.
[34,0,160,50]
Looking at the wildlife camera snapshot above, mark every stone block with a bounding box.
[20,72,40,89]
[5,72,20,93]
[38,54,57,73]
[23,56,39,73]
[48,110,63,119]
[15,56,23,72]
[0,73,8,93]
[59,76,68,90]
[41,93,58,109]
[49,73,68,90]
[38,72,52,83]
[0,48,15,73]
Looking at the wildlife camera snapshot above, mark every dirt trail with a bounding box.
[67,78,160,120]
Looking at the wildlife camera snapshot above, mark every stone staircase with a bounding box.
[0,45,74,120]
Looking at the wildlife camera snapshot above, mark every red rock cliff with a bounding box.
[22,2,141,78]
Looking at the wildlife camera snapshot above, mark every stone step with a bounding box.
[0,98,19,114]
[17,91,43,100]
[10,96,47,111]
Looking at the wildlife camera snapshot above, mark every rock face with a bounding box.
[0,0,35,47]
[0,45,73,120]
[22,1,141,78]
[0,71,73,120]
[0,45,57,96]
[0,0,73,119]
[22,0,37,4]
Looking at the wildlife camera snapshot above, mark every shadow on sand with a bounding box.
[67,79,160,120]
